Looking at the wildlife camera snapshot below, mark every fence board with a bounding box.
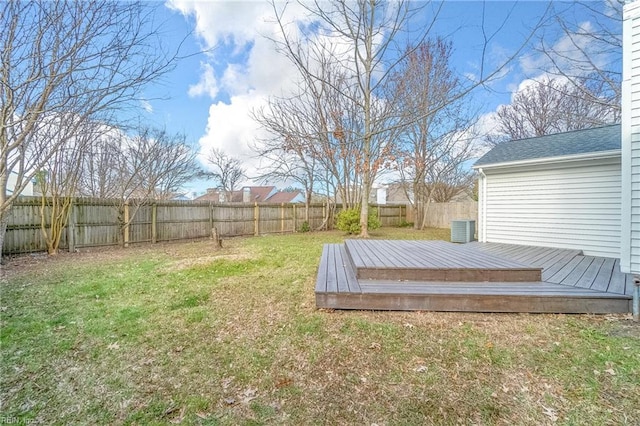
[4,196,476,255]
[406,201,478,229]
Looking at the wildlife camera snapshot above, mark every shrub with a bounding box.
[398,219,414,228]
[336,208,381,234]
[299,221,311,233]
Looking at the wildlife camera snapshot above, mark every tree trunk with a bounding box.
[0,208,8,266]
[211,227,222,249]
[420,198,432,230]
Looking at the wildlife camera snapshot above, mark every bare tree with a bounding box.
[252,62,366,215]
[535,0,622,119]
[270,0,435,236]
[75,126,201,245]
[0,0,180,255]
[36,117,99,255]
[205,148,245,201]
[486,77,618,145]
[77,128,128,199]
[250,103,321,221]
[270,0,548,237]
[391,39,478,229]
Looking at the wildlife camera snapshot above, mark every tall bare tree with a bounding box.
[251,97,321,220]
[392,39,478,229]
[487,77,618,145]
[271,0,434,237]
[252,61,366,212]
[205,148,245,201]
[0,0,180,255]
[270,0,548,237]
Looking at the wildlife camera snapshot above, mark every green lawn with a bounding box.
[1,228,639,425]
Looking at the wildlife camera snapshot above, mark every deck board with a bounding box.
[560,256,595,287]
[572,257,605,289]
[315,244,330,293]
[591,258,616,292]
[608,260,627,295]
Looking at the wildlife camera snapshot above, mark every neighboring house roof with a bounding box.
[474,124,621,168]
[195,186,303,203]
[195,191,222,202]
[244,186,277,202]
[267,190,304,203]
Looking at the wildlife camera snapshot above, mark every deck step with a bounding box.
[316,289,632,314]
[345,240,542,282]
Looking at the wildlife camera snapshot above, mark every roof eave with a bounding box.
[472,149,621,170]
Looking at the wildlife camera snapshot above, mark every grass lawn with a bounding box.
[1,227,639,425]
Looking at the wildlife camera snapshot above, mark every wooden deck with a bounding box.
[315,240,633,313]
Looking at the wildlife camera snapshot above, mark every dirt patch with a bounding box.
[161,252,255,272]
[606,317,640,339]
[1,237,249,280]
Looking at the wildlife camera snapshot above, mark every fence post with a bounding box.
[209,202,214,234]
[67,198,76,252]
[151,203,157,244]
[124,201,130,247]
[293,204,297,231]
[323,203,326,226]
[281,203,285,233]
[254,202,259,236]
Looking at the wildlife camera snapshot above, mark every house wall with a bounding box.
[7,171,33,196]
[480,157,621,258]
[621,0,640,274]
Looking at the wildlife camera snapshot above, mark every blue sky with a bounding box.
[136,1,621,196]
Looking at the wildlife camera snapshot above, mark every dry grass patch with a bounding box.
[2,229,639,425]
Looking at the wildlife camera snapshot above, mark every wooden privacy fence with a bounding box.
[4,197,417,255]
[405,201,478,229]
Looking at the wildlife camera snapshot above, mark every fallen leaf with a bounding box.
[241,388,258,404]
[604,368,616,376]
[107,342,120,350]
[414,365,428,373]
[276,377,293,388]
[542,405,558,422]
[369,342,381,350]
[168,407,185,424]
[222,377,234,390]
[223,397,236,405]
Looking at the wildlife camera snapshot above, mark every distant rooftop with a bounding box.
[474,124,621,167]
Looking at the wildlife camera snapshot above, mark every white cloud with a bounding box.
[188,63,219,99]
[166,0,310,183]
[141,99,153,113]
[519,21,607,78]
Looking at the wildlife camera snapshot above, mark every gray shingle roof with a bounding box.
[474,124,621,167]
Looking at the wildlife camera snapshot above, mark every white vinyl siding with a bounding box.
[625,2,640,273]
[483,158,621,258]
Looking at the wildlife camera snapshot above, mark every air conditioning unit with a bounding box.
[451,220,476,243]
